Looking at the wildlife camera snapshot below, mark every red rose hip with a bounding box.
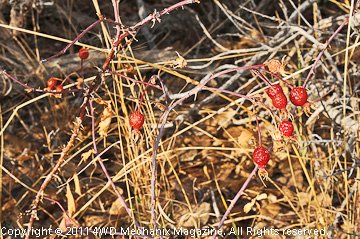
[267,84,283,99]
[47,77,57,90]
[130,110,144,134]
[55,85,63,93]
[290,87,308,106]
[79,48,89,60]
[279,121,294,137]
[272,93,287,109]
[253,146,270,168]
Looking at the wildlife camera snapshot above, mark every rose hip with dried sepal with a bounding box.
[129,110,144,134]
[267,84,283,99]
[79,48,89,60]
[279,121,294,137]
[253,146,270,175]
[47,77,57,90]
[55,85,63,93]
[290,87,308,106]
[53,85,64,98]
[272,93,287,110]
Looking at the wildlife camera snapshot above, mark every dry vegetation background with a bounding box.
[0,0,360,238]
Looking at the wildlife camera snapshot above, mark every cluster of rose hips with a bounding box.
[253,59,310,176]
[126,58,311,176]
[47,77,63,93]
[46,48,90,95]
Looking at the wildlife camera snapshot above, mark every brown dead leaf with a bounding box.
[216,163,236,181]
[298,192,311,207]
[256,193,268,201]
[73,172,82,196]
[58,214,79,233]
[83,215,107,227]
[61,162,77,179]
[244,193,267,213]
[223,126,255,146]
[81,149,95,163]
[1,198,22,226]
[184,135,212,147]
[98,102,112,137]
[317,193,332,207]
[66,184,76,217]
[76,78,84,89]
[109,197,128,216]
[275,158,304,189]
[244,200,256,214]
[177,149,197,162]
[209,108,236,128]
[215,30,265,52]
[298,192,332,208]
[59,213,73,233]
[93,98,110,105]
[238,129,254,146]
[1,198,16,212]
[179,202,210,227]
[267,194,277,203]
[4,134,34,162]
[259,203,282,217]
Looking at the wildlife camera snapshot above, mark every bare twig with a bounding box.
[211,165,259,239]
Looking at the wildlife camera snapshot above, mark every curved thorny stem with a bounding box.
[257,69,294,89]
[211,165,259,239]
[106,70,163,90]
[139,76,156,109]
[41,18,126,62]
[253,104,262,146]
[0,70,82,95]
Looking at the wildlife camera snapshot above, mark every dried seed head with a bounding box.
[173,51,187,69]
[266,59,283,74]
[77,78,84,89]
[155,103,167,111]
[125,64,136,76]
[150,76,156,84]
